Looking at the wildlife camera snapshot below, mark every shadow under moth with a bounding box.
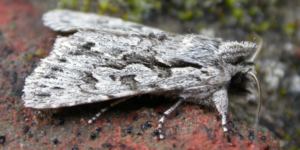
[22,9,262,144]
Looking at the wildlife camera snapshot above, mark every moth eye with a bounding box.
[228,72,251,95]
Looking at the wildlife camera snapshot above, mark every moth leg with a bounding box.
[212,86,232,145]
[156,99,184,139]
[88,98,129,124]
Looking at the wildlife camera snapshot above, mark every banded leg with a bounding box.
[156,99,184,139]
[212,87,232,145]
[88,98,129,124]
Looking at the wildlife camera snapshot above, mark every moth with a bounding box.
[22,10,262,143]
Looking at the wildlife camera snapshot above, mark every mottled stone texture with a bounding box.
[0,0,280,149]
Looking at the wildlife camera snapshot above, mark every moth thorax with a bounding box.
[218,41,256,64]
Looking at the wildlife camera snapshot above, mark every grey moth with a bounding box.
[22,10,262,143]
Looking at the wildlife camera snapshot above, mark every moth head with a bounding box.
[220,37,262,96]
[216,40,258,95]
[222,41,258,96]
[223,37,262,130]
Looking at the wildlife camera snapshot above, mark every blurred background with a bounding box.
[1,0,299,149]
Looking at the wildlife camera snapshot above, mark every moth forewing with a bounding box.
[22,9,260,145]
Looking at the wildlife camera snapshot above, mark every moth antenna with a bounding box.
[249,34,263,62]
[247,72,262,129]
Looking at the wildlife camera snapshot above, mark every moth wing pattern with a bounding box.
[23,9,258,142]
[23,9,257,109]
[22,28,225,108]
[43,9,164,34]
